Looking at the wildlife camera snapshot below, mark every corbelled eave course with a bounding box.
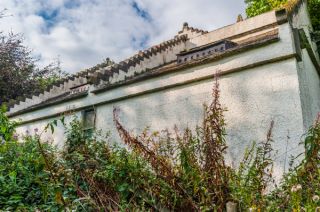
[7,34,189,114]
[89,35,188,86]
[93,29,280,94]
[9,90,89,116]
[8,28,283,119]
[7,8,295,116]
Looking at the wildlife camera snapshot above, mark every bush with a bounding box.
[0,108,77,211]
[62,119,174,211]
[0,106,16,141]
[0,78,320,211]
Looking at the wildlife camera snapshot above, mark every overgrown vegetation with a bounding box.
[0,78,320,211]
[245,0,320,31]
[245,0,287,17]
[0,106,76,210]
[308,0,320,31]
[229,121,276,210]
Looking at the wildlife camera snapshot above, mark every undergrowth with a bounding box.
[0,77,320,211]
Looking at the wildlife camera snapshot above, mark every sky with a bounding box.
[0,0,246,73]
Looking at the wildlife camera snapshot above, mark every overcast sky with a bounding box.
[0,0,246,73]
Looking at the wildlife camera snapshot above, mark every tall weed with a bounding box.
[1,76,320,211]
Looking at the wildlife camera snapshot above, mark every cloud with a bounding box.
[0,0,246,73]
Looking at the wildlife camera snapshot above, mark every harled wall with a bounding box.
[11,9,320,180]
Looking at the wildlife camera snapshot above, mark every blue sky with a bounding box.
[0,0,246,73]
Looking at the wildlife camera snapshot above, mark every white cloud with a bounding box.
[0,0,246,73]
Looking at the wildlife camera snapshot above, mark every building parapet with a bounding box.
[8,8,302,118]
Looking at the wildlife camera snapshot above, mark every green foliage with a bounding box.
[268,116,320,211]
[0,106,16,141]
[245,0,320,32]
[0,110,77,211]
[230,122,275,210]
[245,0,287,17]
[62,119,171,211]
[0,32,68,106]
[0,136,76,211]
[1,81,320,211]
[308,0,320,31]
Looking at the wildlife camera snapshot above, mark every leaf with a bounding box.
[118,183,129,192]
[9,171,17,183]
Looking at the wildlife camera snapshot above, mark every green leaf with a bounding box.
[118,183,129,192]
[9,171,17,183]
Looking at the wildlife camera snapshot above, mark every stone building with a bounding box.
[8,0,320,177]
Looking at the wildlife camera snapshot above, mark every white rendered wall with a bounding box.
[12,20,308,179]
[15,57,305,179]
[15,112,82,148]
[297,49,320,129]
[11,23,296,123]
[291,1,320,62]
[95,58,304,177]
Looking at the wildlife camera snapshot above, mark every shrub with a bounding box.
[113,76,232,210]
[62,119,174,211]
[0,106,16,141]
[1,77,320,211]
[0,108,77,211]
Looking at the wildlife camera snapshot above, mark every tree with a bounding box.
[0,32,68,105]
[0,8,68,106]
[245,0,287,17]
